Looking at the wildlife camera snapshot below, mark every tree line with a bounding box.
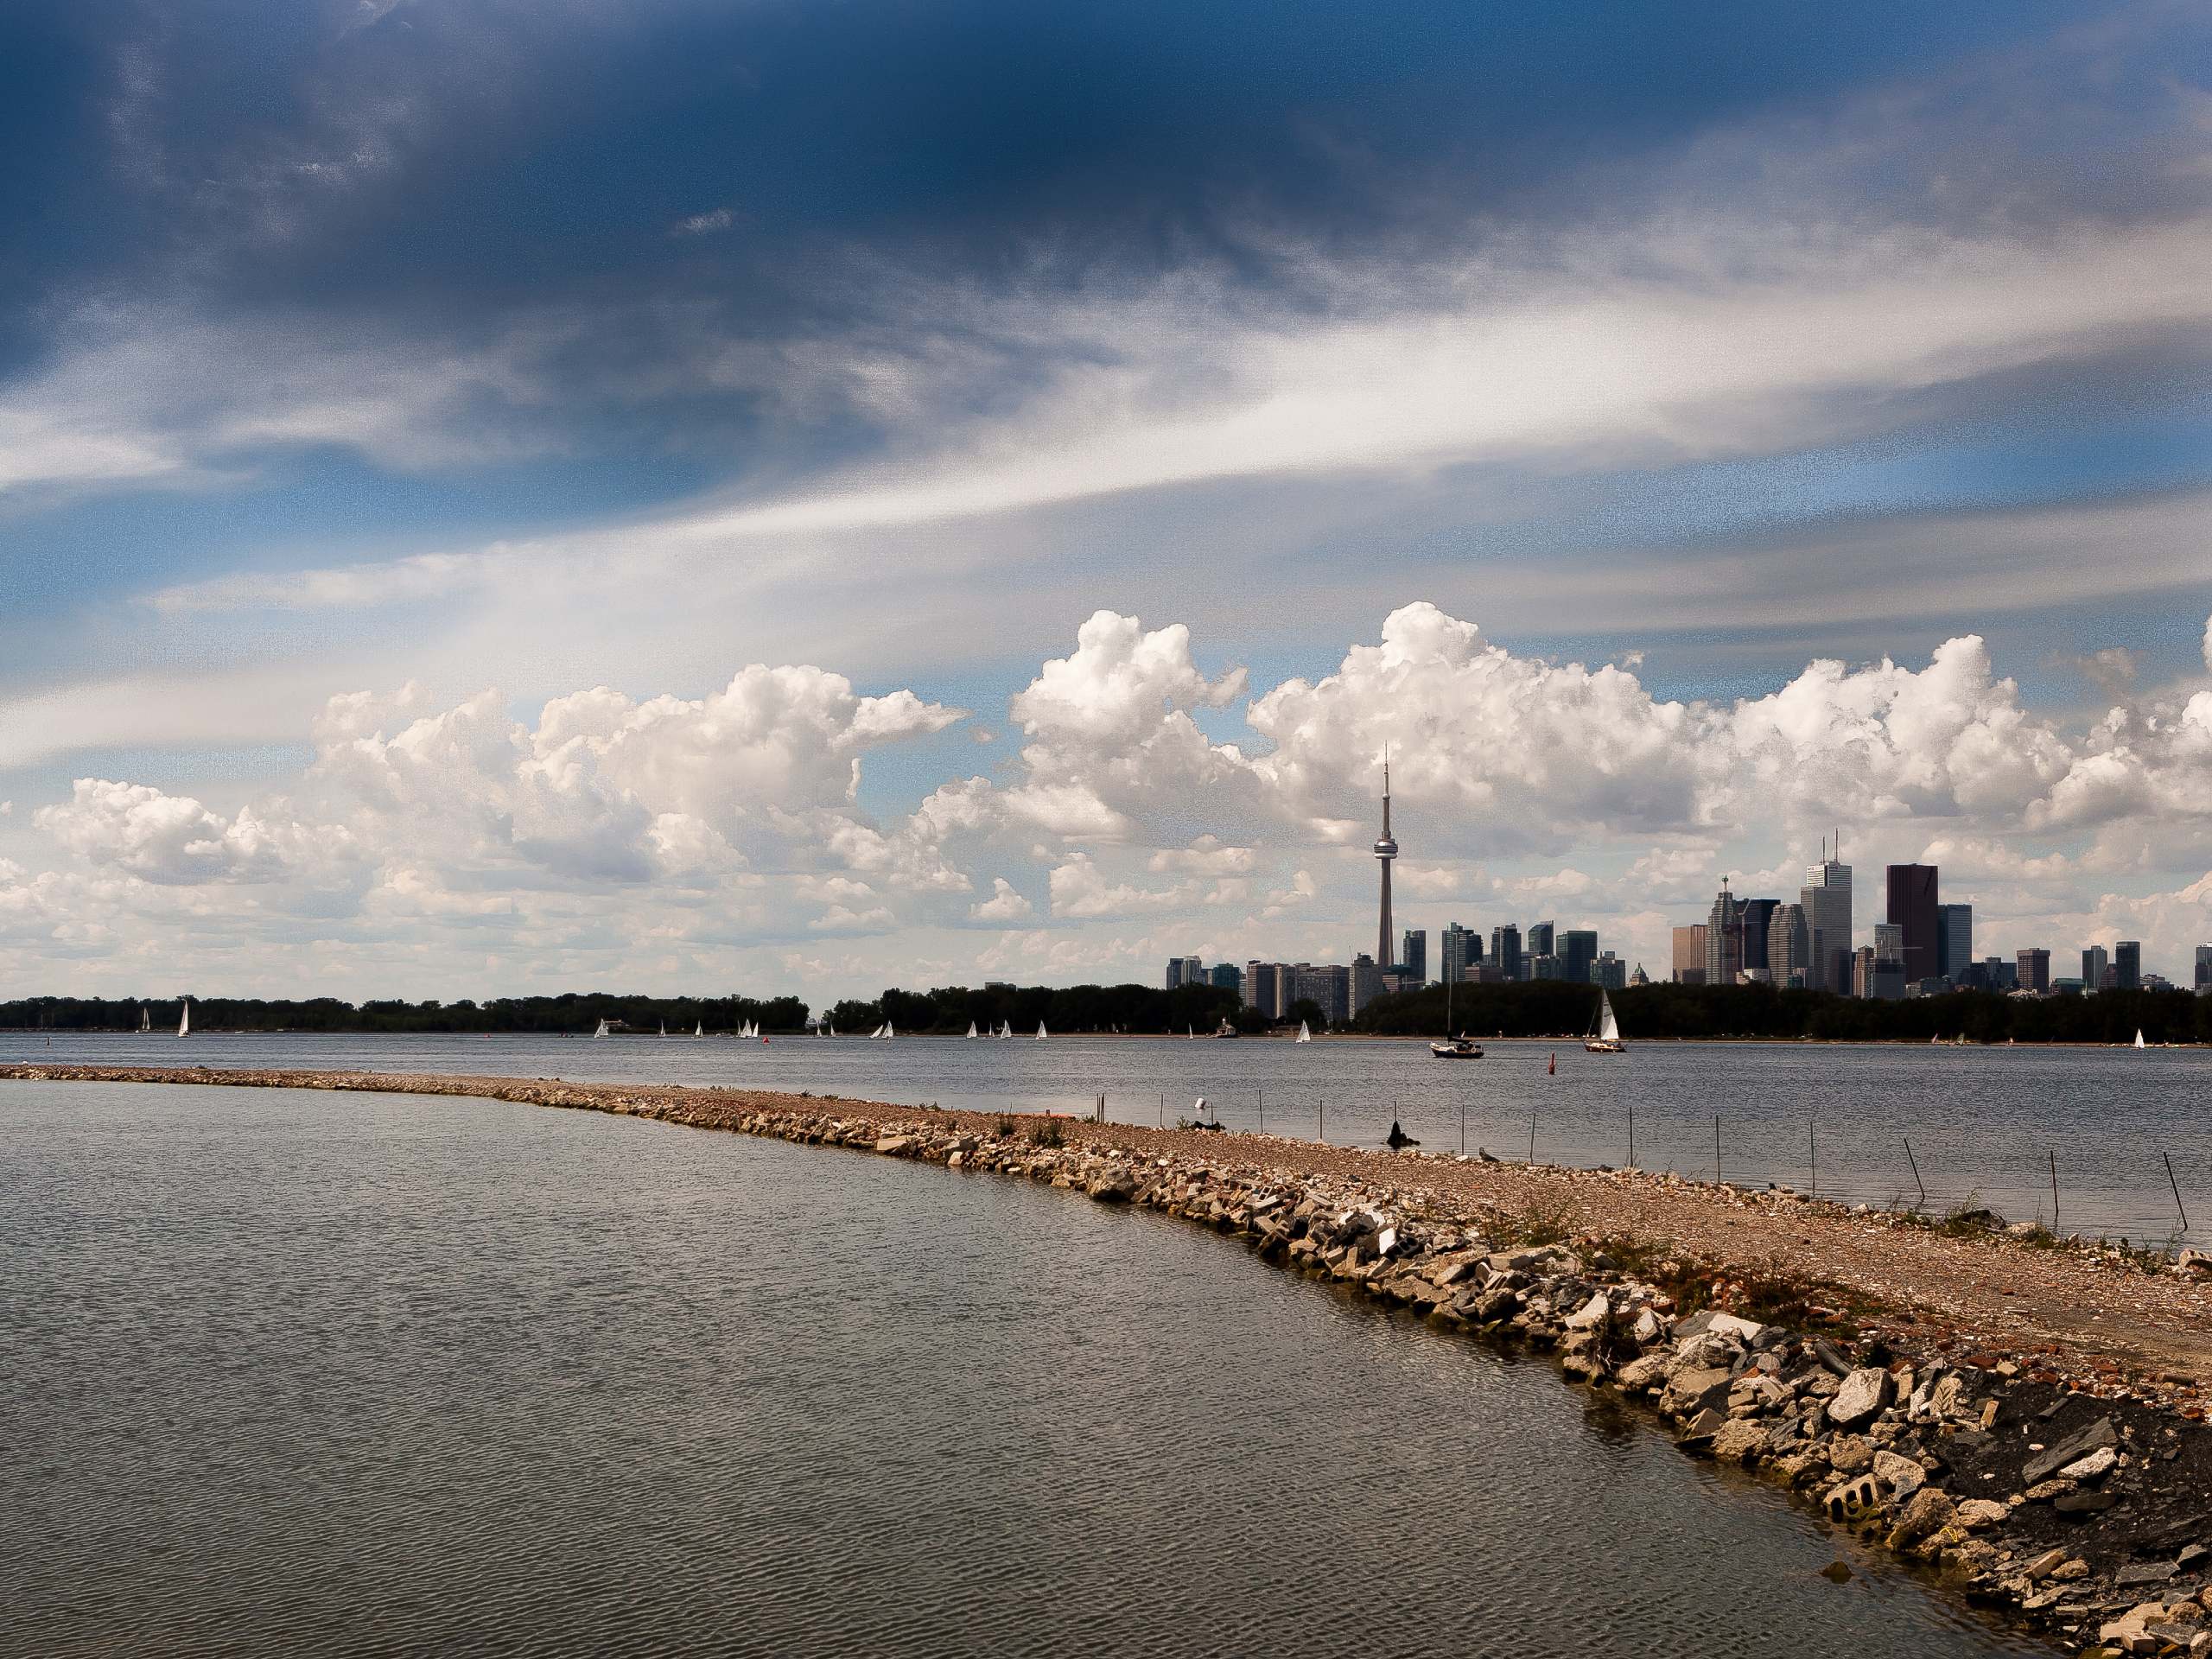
[1352,980,2212,1044]
[826,981,1251,1035]
[0,993,810,1034]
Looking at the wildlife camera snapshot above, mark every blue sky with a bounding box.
[2,0,2209,1000]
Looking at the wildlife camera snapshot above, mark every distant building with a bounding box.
[1801,836,1853,994]
[2115,940,2141,991]
[1671,924,1707,985]
[1526,921,1555,962]
[1629,962,1650,987]
[1767,902,1808,986]
[1851,946,1875,998]
[1290,963,1351,1025]
[1938,904,1973,981]
[1242,961,1281,1017]
[1871,922,1905,1000]
[1529,953,1562,980]
[2016,948,2050,994]
[1208,963,1241,992]
[1591,952,1627,990]
[1372,762,1398,974]
[1491,923,1522,982]
[1401,928,1427,985]
[1560,929,1598,987]
[2051,977,2085,995]
[1164,958,1186,990]
[2082,944,2107,995]
[2196,944,2212,993]
[1886,863,1940,986]
[1441,923,1480,984]
[1739,898,1781,975]
[1705,886,1745,986]
[1982,956,2018,992]
[1351,953,1384,1016]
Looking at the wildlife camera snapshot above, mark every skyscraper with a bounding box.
[1242,961,1280,1015]
[1939,904,1973,981]
[2115,940,2141,990]
[1401,929,1427,985]
[1560,929,1597,986]
[2016,948,2050,994]
[1871,922,1904,1000]
[1768,902,1808,986]
[1441,923,1479,984]
[1885,863,1939,985]
[1738,898,1780,978]
[2196,944,2212,992]
[1705,884,1745,985]
[1671,925,1707,984]
[1801,836,1853,994]
[1373,759,1398,972]
[1526,921,1555,961]
[2082,944,2107,995]
[1351,953,1383,1015]
[1491,923,1522,982]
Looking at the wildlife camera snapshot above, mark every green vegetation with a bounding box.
[0,992,809,1034]
[826,981,1254,1038]
[1352,979,2212,1045]
[1022,1116,1066,1149]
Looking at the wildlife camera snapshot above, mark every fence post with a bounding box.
[1713,1114,1720,1185]
[1904,1137,1925,1209]
[1809,1117,1816,1202]
[2166,1152,2190,1233]
[2049,1149,2059,1234]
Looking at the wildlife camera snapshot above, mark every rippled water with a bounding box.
[5,1028,2204,1243]
[1,1080,2054,1656]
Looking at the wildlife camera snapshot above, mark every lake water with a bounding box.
[0,1079,2051,1657]
[4,1028,2204,1244]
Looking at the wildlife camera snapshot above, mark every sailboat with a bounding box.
[2134,1028,2147,1050]
[1187,1025,1196,1039]
[694,1021,703,1039]
[176,998,191,1038]
[1430,972,1482,1058]
[658,1020,667,1038]
[138,1005,150,1034]
[997,1020,1012,1040]
[966,1020,978,1039]
[593,1018,610,1039]
[1035,1021,1048,1040]
[1583,988,1625,1054]
[1295,1020,1313,1044]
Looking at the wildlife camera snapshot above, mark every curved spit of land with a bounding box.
[11,1062,2212,1651]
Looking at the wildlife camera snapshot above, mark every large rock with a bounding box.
[1613,1352,1669,1391]
[2022,1416,2117,1485]
[2058,1445,2117,1484]
[1712,1419,1767,1465]
[1873,1450,1926,1501]
[1887,1487,1955,1548]
[1086,1168,1138,1202]
[1954,1497,2011,1529]
[1827,1367,1891,1430]
[1562,1291,1611,1332]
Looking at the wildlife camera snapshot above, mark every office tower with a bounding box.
[1560,929,1597,986]
[2016,948,2050,994]
[1165,959,1185,990]
[1293,963,1351,1024]
[1671,925,1707,985]
[1592,952,1627,990]
[1526,921,1555,961]
[1768,902,1808,986]
[1401,929,1427,985]
[1243,962,1278,1014]
[1208,963,1241,991]
[1491,923,1522,982]
[1373,760,1398,972]
[2196,944,2212,992]
[1705,885,1745,985]
[1851,946,1874,997]
[1938,904,1973,980]
[2082,944,2107,995]
[1983,956,2017,991]
[1441,923,1479,984]
[1739,898,1780,974]
[2115,940,2141,990]
[1529,954,1561,980]
[1885,863,1939,985]
[1869,922,1904,999]
[1351,953,1383,1015]
[1801,836,1853,993]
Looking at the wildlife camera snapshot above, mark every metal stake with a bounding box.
[1904,1136,1924,1209]
[2165,1152,2190,1233]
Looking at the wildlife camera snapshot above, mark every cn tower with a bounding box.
[1373,754,1397,970]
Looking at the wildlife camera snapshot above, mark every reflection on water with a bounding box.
[2,1080,2053,1656]
[4,1028,2204,1243]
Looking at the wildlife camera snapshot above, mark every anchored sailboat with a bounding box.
[1584,989,1625,1054]
[1430,972,1482,1058]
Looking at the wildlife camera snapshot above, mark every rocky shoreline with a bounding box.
[9,1061,2211,1655]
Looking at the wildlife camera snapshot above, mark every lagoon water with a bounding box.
[4,1028,2204,1245]
[0,1079,2053,1657]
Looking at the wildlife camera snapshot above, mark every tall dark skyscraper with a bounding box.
[2115,940,2141,990]
[1560,929,1597,985]
[1885,863,1939,984]
[1401,928,1427,984]
[1373,758,1397,972]
[1738,898,1781,976]
[1491,923,1522,981]
[1526,921,1555,960]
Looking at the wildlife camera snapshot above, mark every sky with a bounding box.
[2,0,2210,1004]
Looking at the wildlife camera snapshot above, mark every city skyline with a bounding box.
[3,4,2212,1001]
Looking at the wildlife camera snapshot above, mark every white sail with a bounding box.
[594,1018,609,1039]
[967,1020,978,1039]
[139,1005,150,1033]
[2135,1028,2147,1049]
[1296,1020,1312,1043]
[177,998,190,1038]
[695,1021,703,1038]
[658,1020,666,1037]
[1597,991,1620,1046]
[1187,1025,1195,1039]
[998,1021,1011,1039]
[1035,1021,1047,1040]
